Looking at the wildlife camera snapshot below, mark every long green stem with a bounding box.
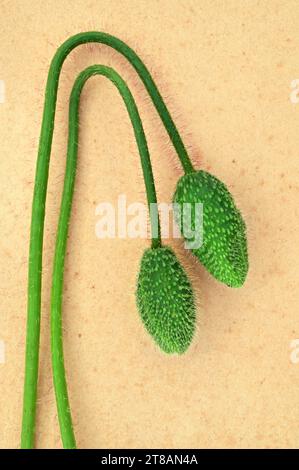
[22,31,193,448]
[52,64,162,448]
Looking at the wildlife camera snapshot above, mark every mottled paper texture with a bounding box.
[0,0,298,449]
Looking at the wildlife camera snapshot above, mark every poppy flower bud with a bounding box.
[136,246,196,354]
[173,170,248,287]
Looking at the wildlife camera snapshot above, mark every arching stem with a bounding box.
[22,31,193,448]
[52,65,162,448]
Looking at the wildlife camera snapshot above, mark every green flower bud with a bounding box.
[136,246,196,354]
[173,170,248,287]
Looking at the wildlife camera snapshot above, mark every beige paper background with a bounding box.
[1,0,299,449]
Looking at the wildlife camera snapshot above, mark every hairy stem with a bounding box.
[22,31,193,448]
[52,64,162,448]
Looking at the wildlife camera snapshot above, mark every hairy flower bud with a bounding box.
[173,170,248,287]
[136,247,196,354]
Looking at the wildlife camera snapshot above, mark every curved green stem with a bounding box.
[21,31,193,448]
[52,64,162,448]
